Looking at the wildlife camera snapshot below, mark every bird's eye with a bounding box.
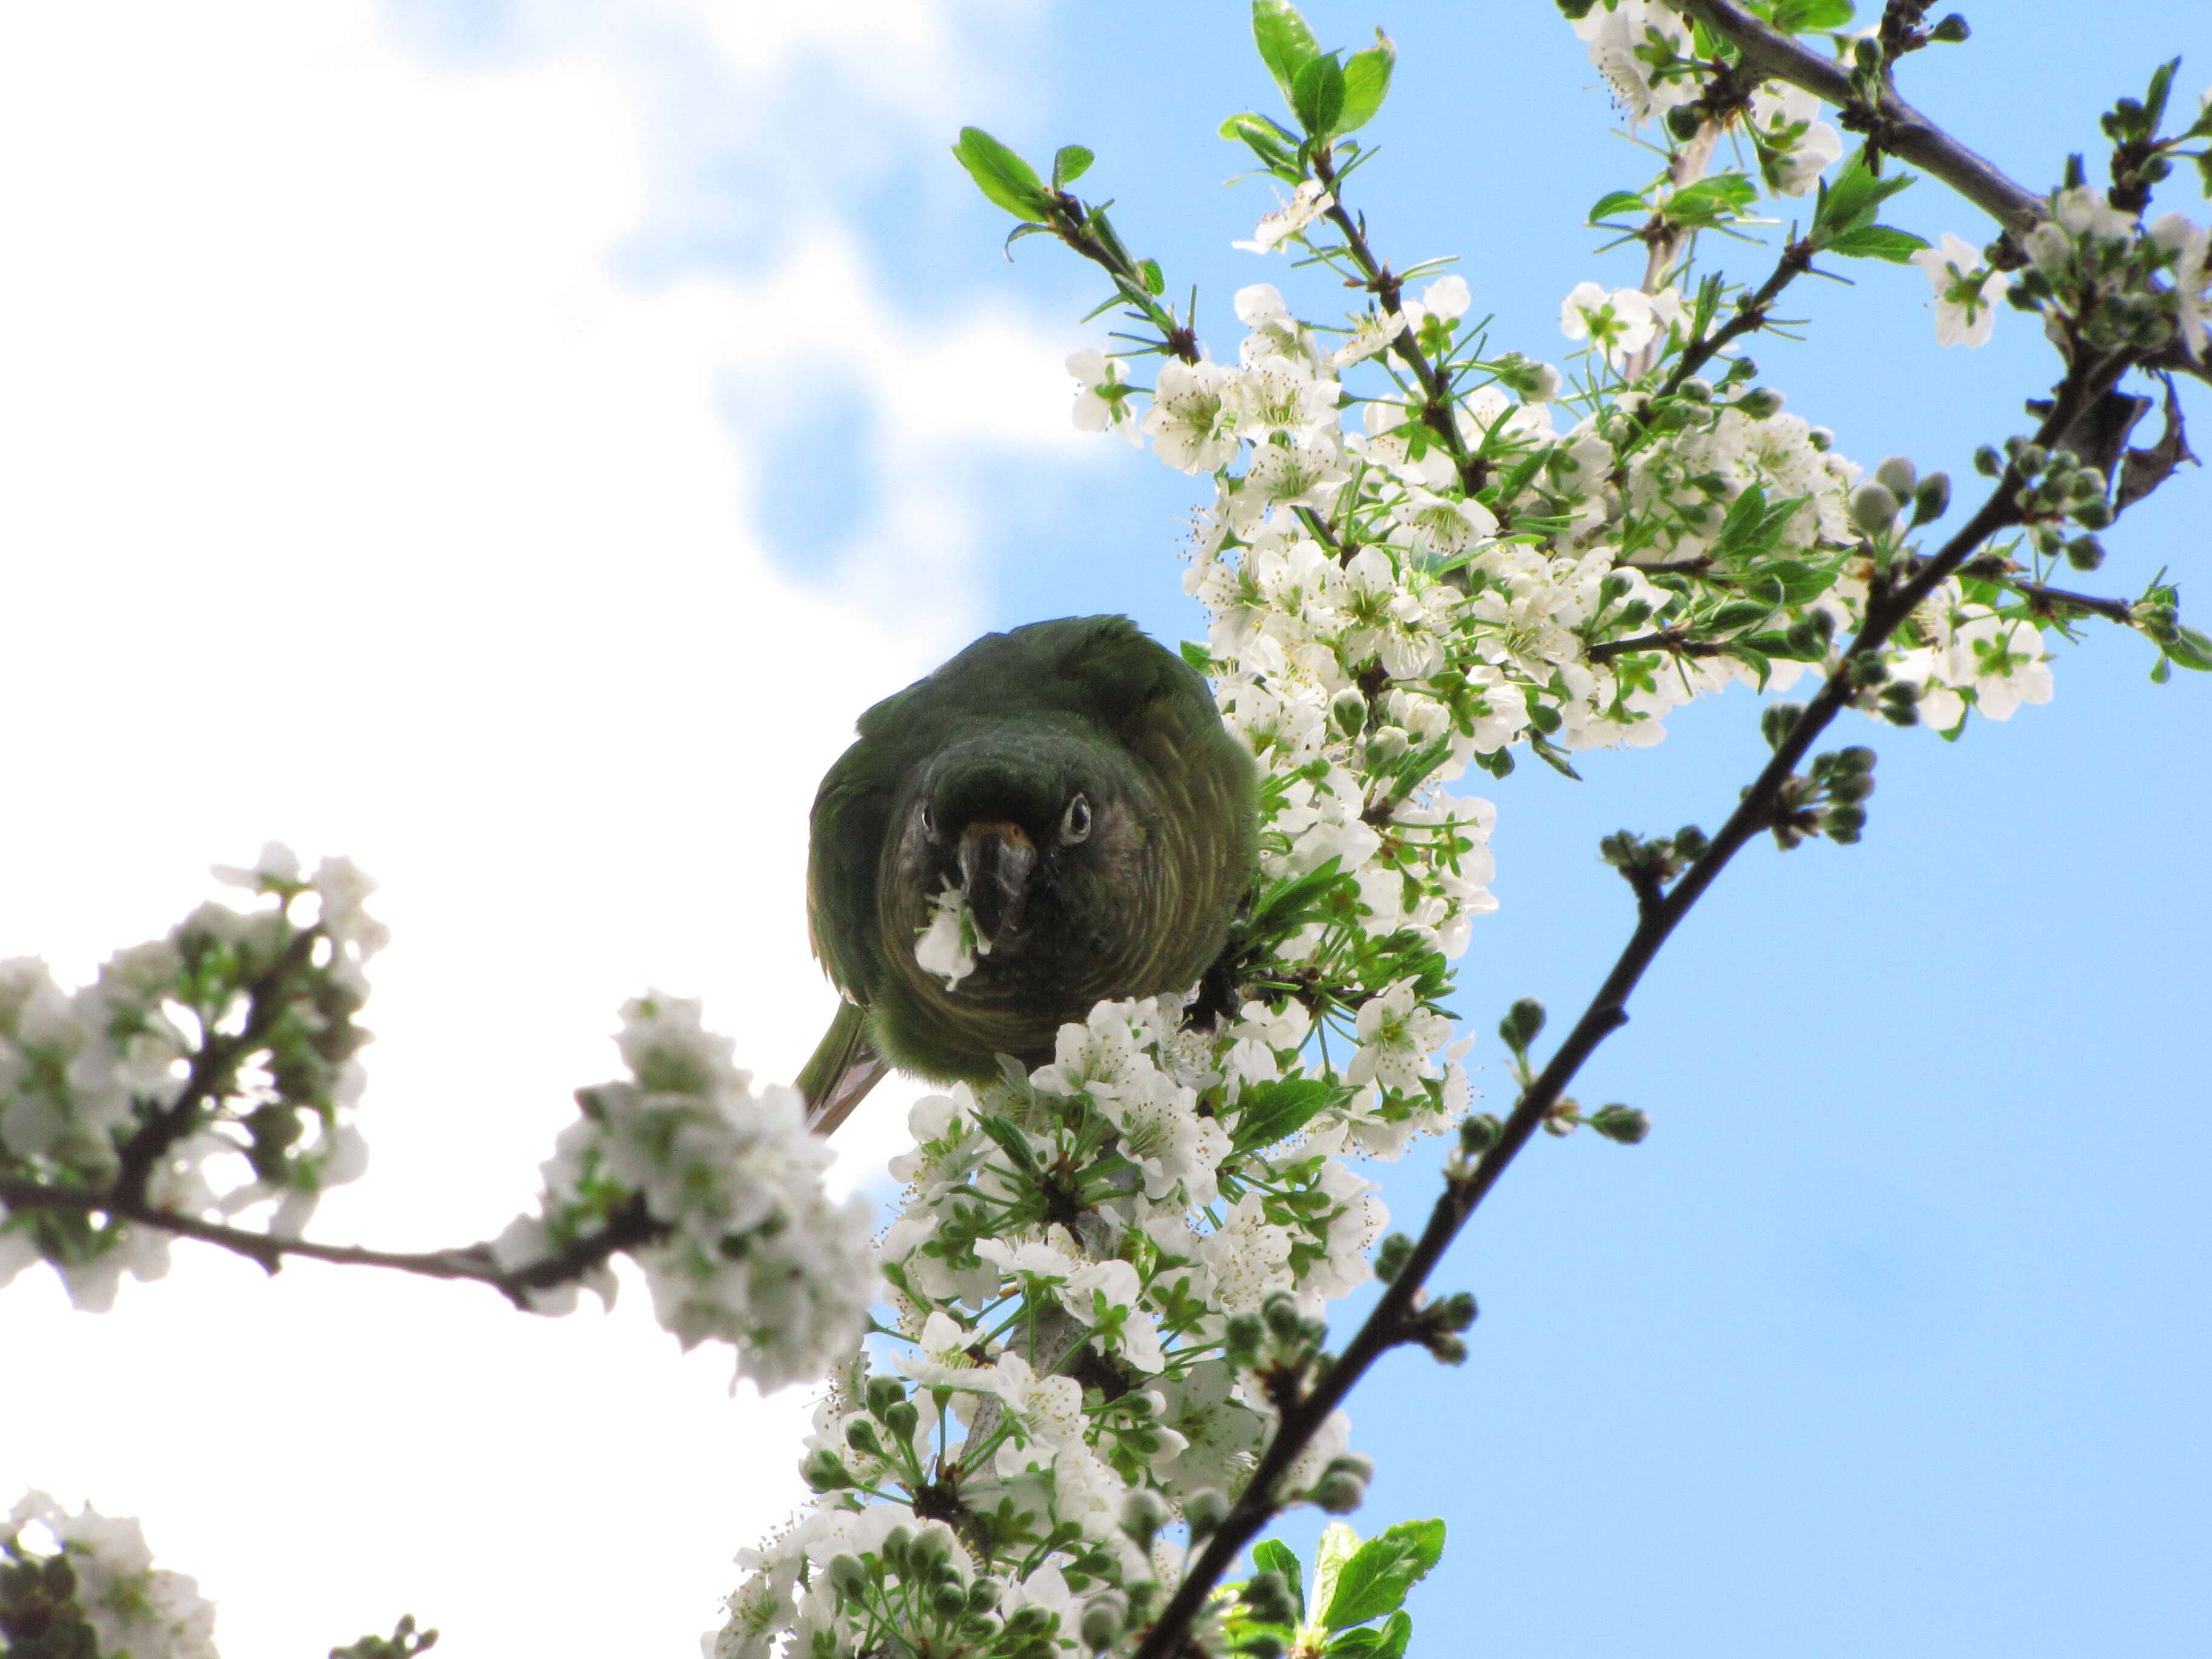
[920,802,939,837]
[1060,794,1092,845]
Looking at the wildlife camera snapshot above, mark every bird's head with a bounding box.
[904,732,1124,956]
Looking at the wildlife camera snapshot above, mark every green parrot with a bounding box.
[797,615,1259,1134]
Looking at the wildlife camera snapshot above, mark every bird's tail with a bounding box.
[797,999,890,1137]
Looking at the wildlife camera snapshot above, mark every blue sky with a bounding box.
[1,3,2205,1656]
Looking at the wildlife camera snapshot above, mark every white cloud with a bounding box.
[0,2,1076,1654]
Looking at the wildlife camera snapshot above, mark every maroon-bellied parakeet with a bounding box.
[797,615,1258,1134]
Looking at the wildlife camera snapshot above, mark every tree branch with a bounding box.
[1127,344,2130,1659]
[1672,0,2043,232]
[0,1176,664,1310]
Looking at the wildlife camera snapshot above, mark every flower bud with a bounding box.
[2065,535,2105,571]
[802,1448,853,1492]
[1121,1488,1171,1546]
[884,1400,920,1441]
[1929,12,1969,42]
[1004,1606,1055,1640]
[934,1582,971,1618]
[1973,443,2003,477]
[2073,494,2114,529]
[1426,1333,1469,1365]
[1081,1592,1128,1650]
[968,1578,1004,1614]
[1459,1112,1503,1155]
[1666,104,1704,142]
[866,1375,908,1416]
[1875,455,1917,498]
[1911,472,1951,525]
[1588,1103,1651,1144]
[1849,482,1900,535]
[1498,996,1546,1051]
[1761,701,1805,751]
[1680,376,1714,403]
[1331,688,1367,739]
[829,1553,870,1601]
[846,1417,884,1456]
[1312,1470,1367,1513]
[1735,387,1784,419]
[1184,1488,1231,1536]
[1373,1232,1415,1282]
[1852,36,1882,70]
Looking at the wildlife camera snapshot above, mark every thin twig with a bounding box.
[1309,147,1484,501]
[0,1175,664,1310]
[1660,236,1816,397]
[112,927,323,1205]
[1127,344,2128,1659]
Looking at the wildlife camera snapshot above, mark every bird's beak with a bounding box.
[957,820,1036,947]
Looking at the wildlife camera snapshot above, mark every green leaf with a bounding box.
[1292,52,1347,136]
[1051,144,1094,189]
[1337,32,1396,133]
[1766,0,1855,32]
[1321,1520,1446,1631]
[1233,1078,1352,1152]
[1252,1540,1304,1619]
[976,1113,1048,1182]
[953,127,1053,220]
[1661,172,1758,228]
[1221,111,1303,176]
[1587,189,1648,223]
[1179,639,1219,674]
[1724,642,1773,688]
[2162,625,2212,671]
[1708,598,1777,634]
[1813,149,1917,244]
[1824,224,1929,263]
[1139,258,1165,295]
[1327,1611,1413,1659]
[1252,0,1324,108]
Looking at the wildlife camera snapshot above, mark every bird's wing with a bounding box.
[796,997,892,1137]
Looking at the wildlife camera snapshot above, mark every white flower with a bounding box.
[1329,308,1406,369]
[914,879,987,990]
[1389,486,1498,560]
[1559,281,1658,366]
[1573,0,1698,123]
[1065,347,1141,444]
[2052,184,2138,243]
[1344,978,1453,1093]
[210,839,301,891]
[1909,232,2011,349]
[1245,431,1350,515]
[1233,178,1335,254]
[1419,274,1470,320]
[1230,354,1341,438]
[1748,82,1842,196]
[2151,212,2210,359]
[1143,359,1240,474]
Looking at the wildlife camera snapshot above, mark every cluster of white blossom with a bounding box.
[5,1490,220,1659]
[0,844,380,1310]
[497,993,877,1392]
[712,987,1398,1658]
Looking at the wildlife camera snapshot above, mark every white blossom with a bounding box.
[1233,179,1335,254]
[1910,232,2011,348]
